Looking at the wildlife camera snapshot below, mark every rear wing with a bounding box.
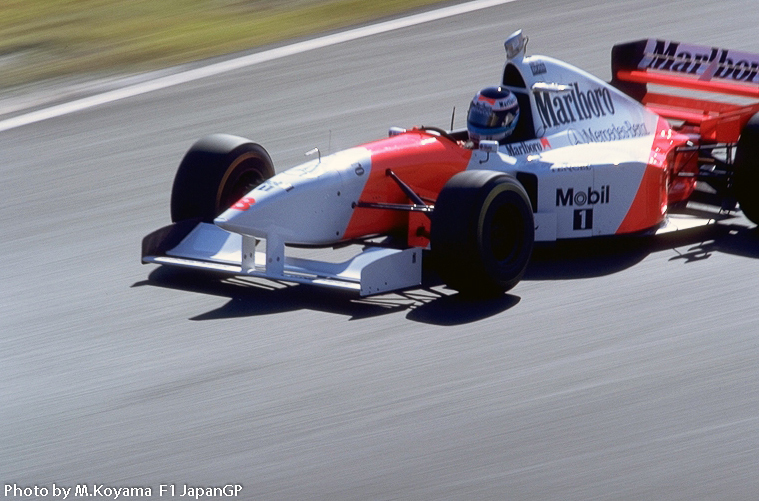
[611,39,759,141]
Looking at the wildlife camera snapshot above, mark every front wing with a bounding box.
[142,221,422,296]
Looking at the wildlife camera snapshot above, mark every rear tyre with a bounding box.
[170,134,275,223]
[430,170,534,296]
[733,112,759,225]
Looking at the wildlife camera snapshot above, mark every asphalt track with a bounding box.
[3,0,759,499]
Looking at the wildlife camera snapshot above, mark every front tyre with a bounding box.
[170,134,275,223]
[430,170,534,296]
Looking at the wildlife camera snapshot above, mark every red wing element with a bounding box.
[612,39,759,142]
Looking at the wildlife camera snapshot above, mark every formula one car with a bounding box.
[142,31,759,296]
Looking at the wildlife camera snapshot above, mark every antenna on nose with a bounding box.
[305,147,321,163]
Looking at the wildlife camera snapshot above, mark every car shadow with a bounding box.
[133,265,521,325]
[526,221,759,280]
[133,222,759,325]
[525,236,652,281]
[662,223,759,262]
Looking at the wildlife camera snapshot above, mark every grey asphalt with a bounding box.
[3,0,759,499]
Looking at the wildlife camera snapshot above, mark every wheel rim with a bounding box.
[217,154,267,214]
[221,167,265,209]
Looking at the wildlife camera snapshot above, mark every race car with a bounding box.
[142,30,759,296]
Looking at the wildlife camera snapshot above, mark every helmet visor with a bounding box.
[468,102,518,129]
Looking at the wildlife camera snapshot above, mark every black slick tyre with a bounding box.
[734,112,759,226]
[430,170,534,296]
[170,134,275,223]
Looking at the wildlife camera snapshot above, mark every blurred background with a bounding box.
[0,0,446,89]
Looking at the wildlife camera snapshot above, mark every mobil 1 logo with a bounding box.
[574,208,593,230]
[556,185,610,231]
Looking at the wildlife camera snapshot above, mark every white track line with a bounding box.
[0,0,517,133]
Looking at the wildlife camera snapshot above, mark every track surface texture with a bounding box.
[3,1,759,499]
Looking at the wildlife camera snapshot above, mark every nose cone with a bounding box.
[214,179,294,238]
[215,147,371,245]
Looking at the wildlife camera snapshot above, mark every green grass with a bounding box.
[0,0,447,89]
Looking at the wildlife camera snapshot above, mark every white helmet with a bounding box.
[467,86,520,142]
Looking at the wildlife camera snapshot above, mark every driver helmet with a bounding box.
[467,86,520,143]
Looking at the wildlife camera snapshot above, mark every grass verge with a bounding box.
[0,0,448,89]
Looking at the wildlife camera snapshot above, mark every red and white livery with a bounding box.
[143,31,759,296]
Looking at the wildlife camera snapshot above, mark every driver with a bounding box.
[467,86,520,145]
